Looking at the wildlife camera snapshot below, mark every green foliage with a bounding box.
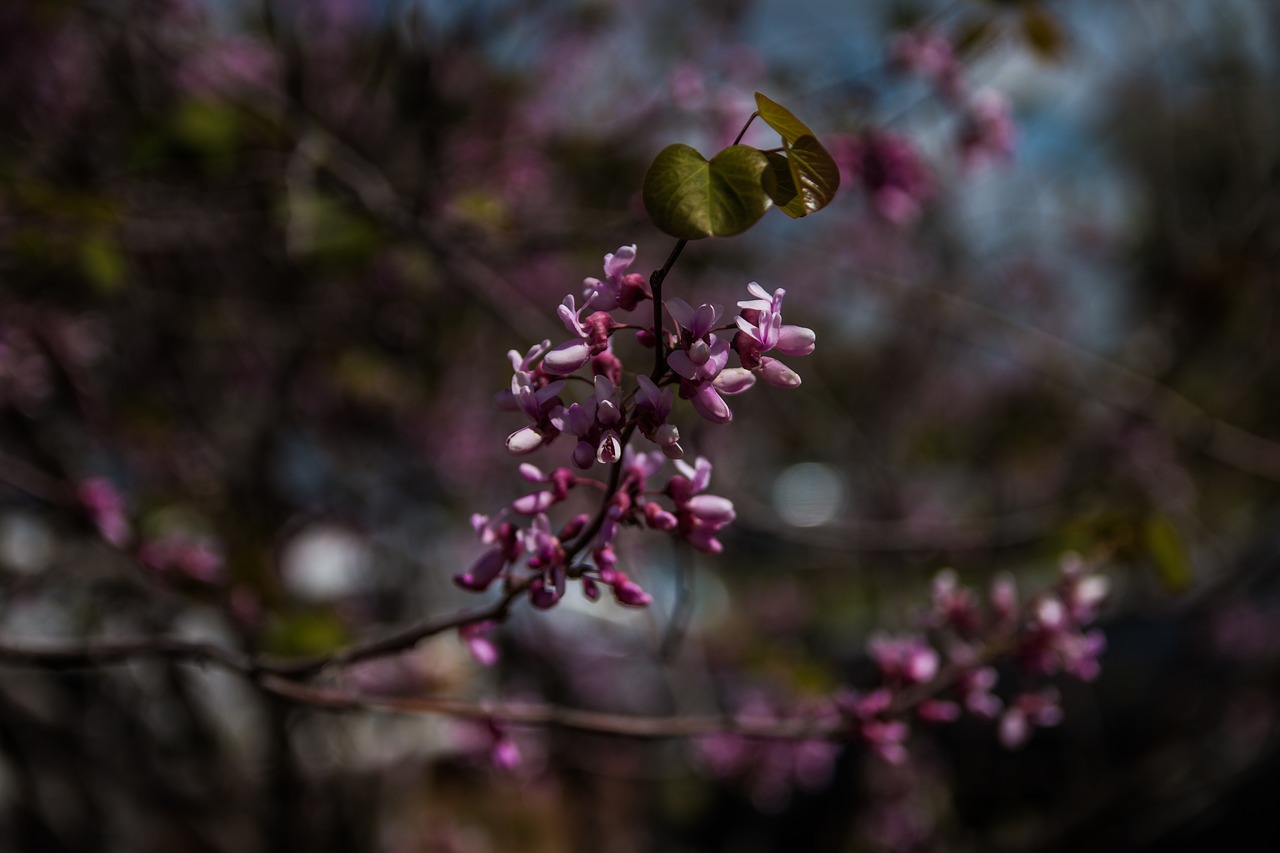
[78,233,127,293]
[642,143,773,240]
[1144,514,1193,592]
[754,93,841,218]
[264,610,351,657]
[642,94,839,240]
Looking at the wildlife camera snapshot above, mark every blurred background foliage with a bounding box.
[1,0,1279,850]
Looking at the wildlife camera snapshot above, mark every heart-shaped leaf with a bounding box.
[754,92,815,146]
[755,93,841,217]
[642,143,772,240]
[764,151,798,210]
[776,134,841,218]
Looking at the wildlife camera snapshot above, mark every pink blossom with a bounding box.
[868,632,940,686]
[958,89,1017,171]
[832,131,934,225]
[460,621,499,667]
[667,456,735,554]
[890,26,963,99]
[138,534,224,583]
[582,244,649,312]
[999,688,1064,749]
[76,477,131,548]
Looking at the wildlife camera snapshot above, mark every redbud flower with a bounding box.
[833,131,934,225]
[958,88,1016,172]
[460,621,499,666]
[635,374,683,458]
[868,632,939,686]
[76,477,131,548]
[583,244,649,312]
[999,688,1063,749]
[668,456,736,553]
[454,514,519,592]
[542,294,597,375]
[890,26,962,99]
[138,534,224,583]
[732,283,815,388]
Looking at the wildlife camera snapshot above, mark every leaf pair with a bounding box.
[642,93,841,240]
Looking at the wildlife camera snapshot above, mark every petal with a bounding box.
[514,383,541,420]
[686,494,736,523]
[999,709,1029,749]
[704,338,731,378]
[505,426,546,455]
[612,573,653,607]
[557,295,587,336]
[690,302,723,338]
[465,635,499,667]
[635,374,662,408]
[691,383,732,424]
[654,423,680,448]
[567,399,598,434]
[667,349,698,380]
[597,398,621,425]
[735,315,764,343]
[692,457,713,492]
[757,357,802,388]
[596,430,622,464]
[512,490,555,515]
[533,379,566,406]
[713,367,756,396]
[603,244,637,279]
[541,340,592,375]
[572,440,596,469]
[666,297,695,332]
[454,546,506,591]
[776,325,816,357]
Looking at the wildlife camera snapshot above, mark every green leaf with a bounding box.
[264,610,351,657]
[1144,514,1192,592]
[777,135,841,218]
[79,233,126,293]
[642,143,772,240]
[764,151,798,210]
[754,93,840,217]
[754,92,816,145]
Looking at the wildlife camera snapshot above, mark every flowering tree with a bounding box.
[2,1,1280,851]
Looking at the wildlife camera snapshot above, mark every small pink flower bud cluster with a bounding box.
[838,554,1109,758]
[76,477,132,548]
[695,695,840,811]
[455,246,817,630]
[138,534,225,583]
[830,131,935,226]
[890,26,963,100]
[884,25,1019,178]
[957,88,1017,172]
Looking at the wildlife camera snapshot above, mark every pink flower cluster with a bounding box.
[455,245,816,616]
[890,26,963,99]
[138,534,225,584]
[831,131,935,225]
[696,695,839,811]
[839,554,1109,759]
[891,24,1018,170]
